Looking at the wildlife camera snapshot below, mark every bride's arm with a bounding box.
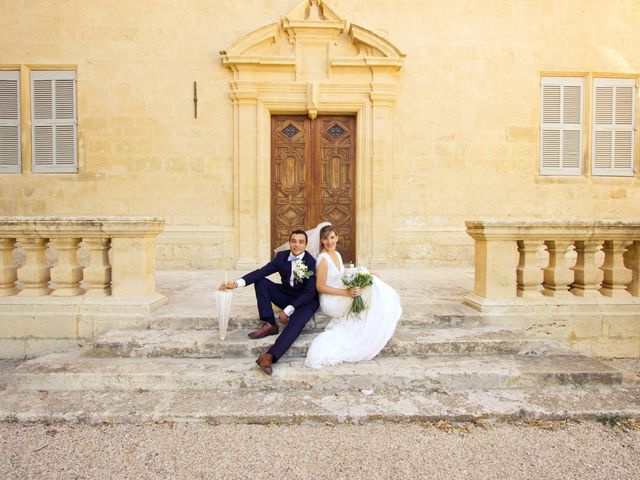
[316,259,357,297]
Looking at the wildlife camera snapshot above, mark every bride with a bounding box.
[303,224,402,369]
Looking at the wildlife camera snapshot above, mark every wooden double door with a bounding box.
[271,115,356,263]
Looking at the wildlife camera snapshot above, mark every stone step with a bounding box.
[149,303,483,331]
[88,327,570,359]
[7,351,623,393]
[2,384,639,425]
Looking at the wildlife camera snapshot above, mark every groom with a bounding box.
[221,230,319,375]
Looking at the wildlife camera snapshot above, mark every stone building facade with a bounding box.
[1,0,639,269]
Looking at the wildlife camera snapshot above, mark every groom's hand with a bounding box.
[278,311,289,325]
[219,281,238,291]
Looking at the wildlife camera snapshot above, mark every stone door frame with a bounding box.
[221,0,405,269]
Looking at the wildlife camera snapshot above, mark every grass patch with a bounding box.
[597,416,640,432]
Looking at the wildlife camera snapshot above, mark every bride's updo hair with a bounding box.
[319,224,338,251]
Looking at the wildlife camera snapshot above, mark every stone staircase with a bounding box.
[0,269,638,424]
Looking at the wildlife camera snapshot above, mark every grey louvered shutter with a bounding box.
[0,71,21,173]
[592,78,636,176]
[31,70,77,173]
[540,77,583,176]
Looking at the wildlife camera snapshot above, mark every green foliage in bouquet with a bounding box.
[342,266,373,318]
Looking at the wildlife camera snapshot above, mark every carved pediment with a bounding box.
[220,0,405,71]
[284,0,343,23]
[349,24,405,61]
[220,23,295,66]
[282,0,345,39]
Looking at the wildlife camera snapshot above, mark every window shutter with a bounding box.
[592,78,636,176]
[0,71,21,173]
[31,70,77,173]
[540,77,583,176]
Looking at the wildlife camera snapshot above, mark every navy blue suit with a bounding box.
[242,250,319,361]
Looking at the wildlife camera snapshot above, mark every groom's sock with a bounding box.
[267,349,278,363]
[261,317,276,325]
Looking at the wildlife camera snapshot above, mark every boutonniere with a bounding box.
[292,260,313,285]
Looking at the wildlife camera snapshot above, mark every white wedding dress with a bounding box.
[305,251,402,369]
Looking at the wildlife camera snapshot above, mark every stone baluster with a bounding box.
[16,237,52,296]
[50,238,84,296]
[600,240,633,298]
[83,238,112,296]
[516,240,544,298]
[0,238,19,296]
[542,240,574,298]
[625,241,640,297]
[571,239,603,297]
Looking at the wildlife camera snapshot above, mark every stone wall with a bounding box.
[1,0,639,268]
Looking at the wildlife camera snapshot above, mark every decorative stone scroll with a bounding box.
[465,219,640,310]
[220,0,405,269]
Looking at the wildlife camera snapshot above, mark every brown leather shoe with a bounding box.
[248,322,279,339]
[256,353,273,375]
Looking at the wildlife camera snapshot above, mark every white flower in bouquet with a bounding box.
[341,265,373,318]
[292,260,313,284]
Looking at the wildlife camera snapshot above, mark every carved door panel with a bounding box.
[313,116,356,263]
[271,116,311,254]
[271,115,356,262]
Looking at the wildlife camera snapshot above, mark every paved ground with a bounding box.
[153,267,476,317]
[0,359,20,392]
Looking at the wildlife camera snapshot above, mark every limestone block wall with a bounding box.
[0,0,639,268]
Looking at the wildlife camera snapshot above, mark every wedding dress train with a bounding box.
[305,251,402,369]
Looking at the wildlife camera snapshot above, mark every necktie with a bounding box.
[288,254,302,286]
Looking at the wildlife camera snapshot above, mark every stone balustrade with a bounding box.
[0,216,165,299]
[465,220,640,310]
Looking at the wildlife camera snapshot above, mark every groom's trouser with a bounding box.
[254,279,319,362]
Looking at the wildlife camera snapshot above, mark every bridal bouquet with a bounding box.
[342,265,373,318]
[292,260,313,284]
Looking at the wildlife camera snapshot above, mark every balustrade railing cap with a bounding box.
[466,218,640,226]
[465,219,640,240]
[0,216,165,238]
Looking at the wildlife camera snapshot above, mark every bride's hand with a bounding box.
[348,287,362,297]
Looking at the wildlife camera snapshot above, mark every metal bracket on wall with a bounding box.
[193,81,198,119]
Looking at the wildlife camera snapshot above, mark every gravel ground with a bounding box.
[1,359,639,479]
[0,421,639,479]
